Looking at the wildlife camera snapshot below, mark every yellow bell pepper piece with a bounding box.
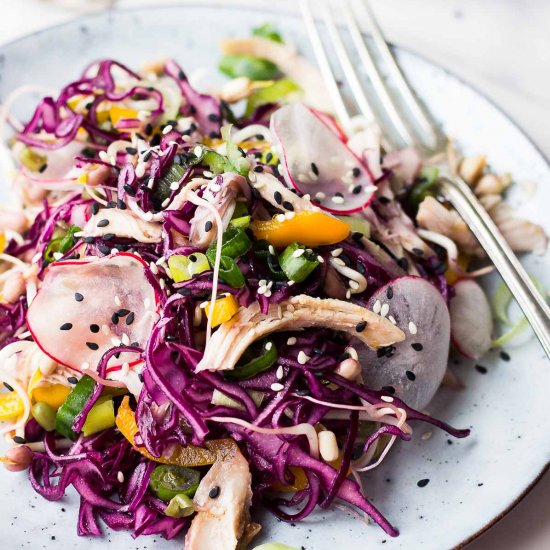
[29,370,71,410]
[0,232,6,254]
[116,396,237,466]
[109,105,138,126]
[205,295,240,328]
[0,392,24,421]
[444,254,470,285]
[251,211,350,249]
[76,172,88,185]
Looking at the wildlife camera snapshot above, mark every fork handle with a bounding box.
[439,172,550,359]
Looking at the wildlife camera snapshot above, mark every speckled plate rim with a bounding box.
[0,3,549,548]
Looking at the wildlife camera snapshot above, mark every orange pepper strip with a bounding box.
[250,211,350,249]
[116,396,237,466]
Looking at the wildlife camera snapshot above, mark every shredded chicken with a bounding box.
[81,209,162,243]
[189,173,249,247]
[382,147,422,185]
[196,294,405,372]
[220,37,332,113]
[253,171,318,213]
[185,448,260,550]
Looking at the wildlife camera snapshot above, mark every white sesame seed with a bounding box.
[264,290,272,298]
[381,395,394,403]
[331,248,343,257]
[203,170,214,178]
[257,286,267,295]
[346,289,351,299]
[317,255,325,263]
[135,164,145,178]
[421,431,433,441]
[287,337,297,346]
[268,245,276,255]
[156,256,166,266]
[101,324,110,335]
[199,301,209,309]
[193,145,203,157]
[265,342,273,351]
[111,337,122,346]
[373,299,381,314]
[159,278,166,290]
[408,321,418,335]
[271,383,284,392]
[115,295,122,307]
[81,362,90,371]
[297,173,307,182]
[147,178,155,189]
[122,333,131,346]
[258,279,267,287]
[52,252,63,261]
[182,135,191,142]
[149,262,159,275]
[161,197,171,208]
[170,181,180,191]
[388,315,397,325]
[380,303,389,317]
[297,351,310,365]
[162,125,173,135]
[276,366,284,380]
[307,170,319,181]
[276,214,286,223]
[117,471,125,483]
[331,195,345,204]
[292,248,305,258]
[287,280,295,286]
[315,191,326,200]
[266,281,273,289]
[345,346,359,361]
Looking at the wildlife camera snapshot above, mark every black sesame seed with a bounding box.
[208,113,220,122]
[111,313,119,325]
[178,70,186,81]
[143,150,153,162]
[310,162,319,176]
[91,203,100,215]
[334,192,344,198]
[106,201,117,209]
[382,385,396,395]
[117,199,127,210]
[500,351,511,361]
[352,231,363,242]
[67,376,79,384]
[150,134,161,147]
[81,147,96,159]
[352,185,362,194]
[352,167,361,177]
[126,312,135,326]
[209,131,219,139]
[209,486,220,499]
[98,245,111,255]
[83,237,95,244]
[433,261,447,275]
[74,293,84,302]
[178,288,191,296]
[412,247,424,256]
[397,257,409,270]
[102,233,115,241]
[145,123,153,136]
[86,342,99,351]
[204,221,213,232]
[378,196,390,204]
[282,201,294,211]
[189,254,197,262]
[60,323,73,331]
[123,184,136,197]
[12,436,27,445]
[417,479,430,488]
[338,352,351,362]
[97,219,109,228]
[386,287,393,300]
[265,152,273,163]
[273,191,283,205]
[38,164,48,173]
[90,324,100,333]
[3,382,14,392]
[125,147,137,155]
[355,261,366,275]
[138,373,144,383]
[406,370,416,381]
[253,165,264,172]
[411,343,423,351]
[355,321,367,333]
[475,365,487,374]
[117,309,130,317]
[255,134,265,140]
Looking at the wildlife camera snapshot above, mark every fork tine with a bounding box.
[300,0,352,132]
[355,0,441,149]
[318,0,377,128]
[343,1,416,148]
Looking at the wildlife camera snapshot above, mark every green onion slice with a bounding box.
[149,465,200,502]
[278,241,320,283]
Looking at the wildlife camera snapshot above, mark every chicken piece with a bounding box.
[81,209,162,243]
[221,37,332,113]
[253,171,318,214]
[189,173,250,247]
[382,147,422,184]
[185,449,260,550]
[196,294,405,373]
[416,196,482,257]
[459,155,486,185]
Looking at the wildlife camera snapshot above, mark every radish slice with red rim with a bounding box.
[270,103,376,214]
[27,253,159,373]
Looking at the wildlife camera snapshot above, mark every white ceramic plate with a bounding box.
[0,4,549,549]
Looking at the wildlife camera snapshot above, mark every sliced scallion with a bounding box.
[278,241,320,283]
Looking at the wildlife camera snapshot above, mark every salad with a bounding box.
[0,24,546,549]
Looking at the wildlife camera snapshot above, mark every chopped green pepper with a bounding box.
[246,78,301,116]
[164,494,195,518]
[217,256,245,288]
[82,398,115,437]
[44,225,81,264]
[149,464,200,502]
[229,215,251,230]
[55,375,96,440]
[253,240,285,280]
[206,226,252,263]
[227,339,278,380]
[278,242,320,283]
[409,166,440,213]
[219,54,279,81]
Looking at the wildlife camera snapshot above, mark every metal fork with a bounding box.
[300,0,550,358]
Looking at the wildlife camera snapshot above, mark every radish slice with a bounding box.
[270,103,376,214]
[358,276,450,409]
[27,253,158,373]
[449,279,493,359]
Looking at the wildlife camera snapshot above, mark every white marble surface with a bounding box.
[0,1,548,548]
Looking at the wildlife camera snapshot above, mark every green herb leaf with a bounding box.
[219,54,280,81]
[252,23,284,43]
